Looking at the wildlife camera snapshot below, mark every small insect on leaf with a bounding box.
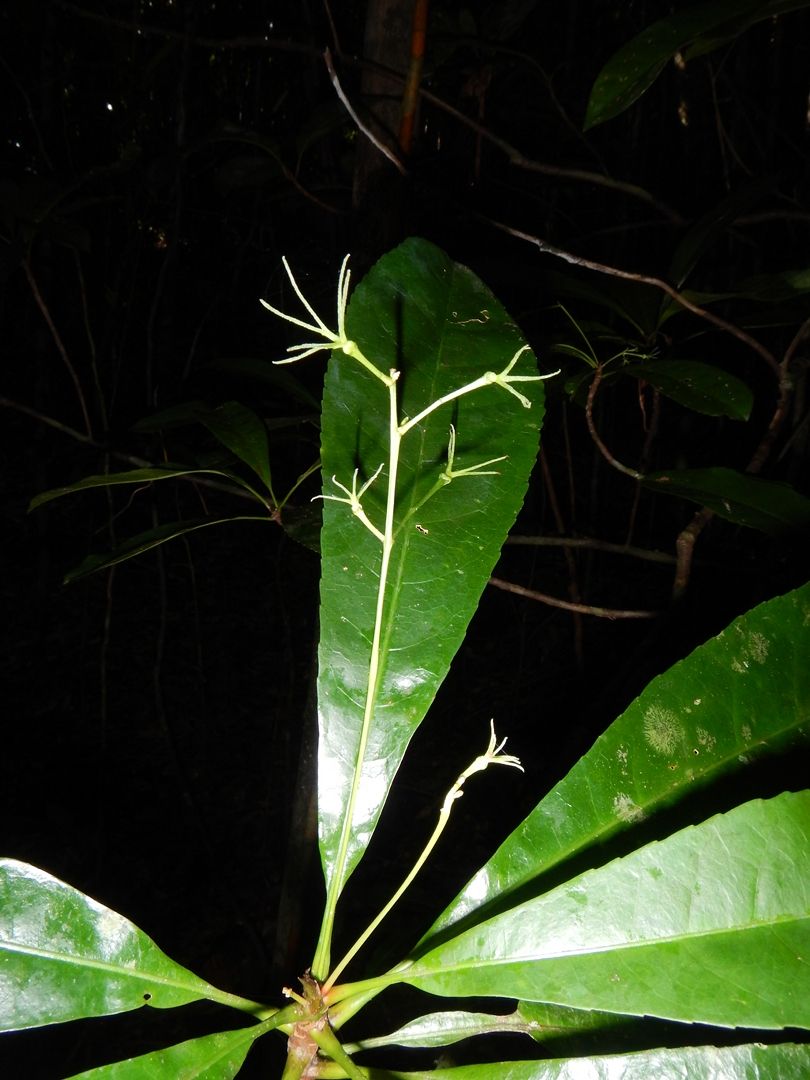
[415,524,429,535]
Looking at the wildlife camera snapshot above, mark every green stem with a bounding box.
[323,723,521,996]
[311,1026,368,1080]
[311,375,402,978]
[321,804,449,995]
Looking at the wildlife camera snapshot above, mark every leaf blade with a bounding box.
[401,792,810,1028]
[65,1026,267,1079]
[643,467,810,535]
[371,1042,810,1079]
[584,0,770,130]
[422,581,810,944]
[0,860,264,1030]
[29,467,227,511]
[63,515,269,583]
[316,238,546,906]
[623,360,753,419]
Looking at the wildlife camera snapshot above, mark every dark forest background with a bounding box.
[2,0,809,1075]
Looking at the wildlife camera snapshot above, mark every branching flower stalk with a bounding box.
[262,256,553,985]
[321,720,523,996]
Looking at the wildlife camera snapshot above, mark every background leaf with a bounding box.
[584,0,774,130]
[0,860,264,1030]
[623,360,752,419]
[66,1025,269,1079]
[316,237,546,904]
[397,792,810,1028]
[63,516,269,583]
[421,580,810,944]
[192,401,275,498]
[29,467,224,511]
[643,467,810,535]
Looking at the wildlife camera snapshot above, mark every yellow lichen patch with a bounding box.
[642,704,684,756]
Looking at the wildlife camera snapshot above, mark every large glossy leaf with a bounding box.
[584,0,797,130]
[374,1043,810,1079]
[66,1025,269,1079]
[65,1025,273,1079]
[623,360,752,419]
[643,467,810,535]
[421,580,810,943]
[392,792,810,1027]
[0,860,265,1030]
[316,239,545,907]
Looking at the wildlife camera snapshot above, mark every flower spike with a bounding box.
[259,255,352,365]
[313,464,386,544]
[441,424,507,484]
[484,344,560,408]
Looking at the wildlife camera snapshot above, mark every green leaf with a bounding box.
[623,360,753,419]
[349,1010,524,1052]
[666,182,770,291]
[515,1000,629,1044]
[733,268,810,303]
[29,467,226,511]
[373,1043,810,1079]
[422,580,810,943]
[63,515,269,583]
[192,401,275,498]
[0,860,266,1030]
[584,0,768,130]
[643,467,810,535]
[685,0,810,59]
[65,1025,270,1079]
[317,238,545,901]
[396,792,810,1028]
[349,1002,620,1053]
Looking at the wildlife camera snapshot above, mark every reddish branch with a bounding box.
[399,0,429,154]
[489,576,659,620]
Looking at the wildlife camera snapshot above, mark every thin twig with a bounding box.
[507,534,676,565]
[488,218,781,378]
[416,84,683,223]
[747,314,810,475]
[537,449,584,667]
[672,506,714,602]
[626,383,661,543]
[23,260,94,438]
[321,0,342,56]
[489,576,660,619]
[585,364,643,480]
[323,48,406,176]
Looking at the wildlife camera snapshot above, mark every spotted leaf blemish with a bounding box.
[695,727,716,752]
[612,792,644,823]
[642,704,684,756]
[731,627,770,672]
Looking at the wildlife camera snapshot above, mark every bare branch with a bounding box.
[323,48,406,176]
[489,576,660,619]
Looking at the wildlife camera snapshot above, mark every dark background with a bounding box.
[2,0,809,1075]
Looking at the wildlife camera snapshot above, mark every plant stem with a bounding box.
[311,374,402,978]
[322,722,522,995]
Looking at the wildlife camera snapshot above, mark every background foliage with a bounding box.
[2,0,809,1074]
